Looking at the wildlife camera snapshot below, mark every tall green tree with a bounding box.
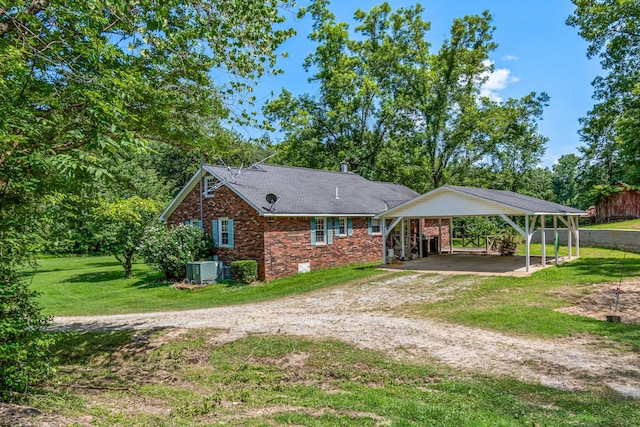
[567,0,640,185]
[0,0,293,399]
[266,1,549,193]
[481,93,550,194]
[93,197,159,277]
[265,1,398,180]
[552,154,581,207]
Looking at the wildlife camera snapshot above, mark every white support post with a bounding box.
[541,214,546,266]
[553,216,559,265]
[382,219,387,265]
[401,219,406,260]
[448,217,453,254]
[499,214,525,236]
[525,215,530,272]
[574,216,580,257]
[567,216,573,259]
[385,217,403,238]
[419,218,423,258]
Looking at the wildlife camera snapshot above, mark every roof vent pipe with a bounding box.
[340,161,348,173]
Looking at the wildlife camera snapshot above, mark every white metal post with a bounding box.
[419,218,423,258]
[525,215,530,272]
[554,216,559,265]
[541,215,546,266]
[448,217,453,254]
[568,216,573,259]
[401,219,406,260]
[382,219,387,265]
[574,216,580,257]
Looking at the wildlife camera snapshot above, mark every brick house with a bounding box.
[160,163,448,280]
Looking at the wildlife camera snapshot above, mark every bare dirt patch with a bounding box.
[555,278,640,323]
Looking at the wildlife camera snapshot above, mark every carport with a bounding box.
[377,185,585,272]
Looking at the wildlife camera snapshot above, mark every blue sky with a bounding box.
[237,0,603,168]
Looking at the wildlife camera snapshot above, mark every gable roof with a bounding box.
[160,164,419,220]
[378,185,585,218]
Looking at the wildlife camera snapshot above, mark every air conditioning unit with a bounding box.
[186,261,222,285]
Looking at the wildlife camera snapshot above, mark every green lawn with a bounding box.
[26,251,640,425]
[31,256,387,316]
[583,218,640,229]
[402,247,640,349]
[34,329,638,426]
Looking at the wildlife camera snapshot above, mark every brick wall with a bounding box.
[166,177,267,278]
[263,217,383,280]
[423,218,451,248]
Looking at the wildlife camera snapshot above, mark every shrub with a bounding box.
[231,260,258,284]
[138,223,213,281]
[0,255,55,401]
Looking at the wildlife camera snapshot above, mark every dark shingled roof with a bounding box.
[447,186,584,214]
[204,164,418,216]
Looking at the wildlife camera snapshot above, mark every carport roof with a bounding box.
[377,185,585,218]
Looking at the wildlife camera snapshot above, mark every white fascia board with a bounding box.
[529,211,586,216]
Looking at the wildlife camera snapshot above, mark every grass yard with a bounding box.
[583,218,640,229]
[14,248,640,425]
[401,247,640,349]
[18,329,637,426]
[31,256,385,316]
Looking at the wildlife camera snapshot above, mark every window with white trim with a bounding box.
[212,217,234,248]
[371,218,381,234]
[337,217,347,236]
[220,218,230,246]
[315,217,327,244]
[204,176,215,197]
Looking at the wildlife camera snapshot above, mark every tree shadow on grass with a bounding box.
[35,261,122,274]
[128,276,172,289]
[62,269,165,287]
[47,326,174,389]
[62,270,128,283]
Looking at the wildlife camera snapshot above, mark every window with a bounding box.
[315,218,326,244]
[220,218,230,246]
[213,218,234,248]
[335,217,352,236]
[369,218,381,234]
[338,217,346,236]
[204,176,215,197]
[311,218,334,245]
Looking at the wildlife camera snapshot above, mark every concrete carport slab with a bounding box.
[380,253,572,277]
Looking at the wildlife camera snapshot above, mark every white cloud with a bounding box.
[479,59,520,102]
[502,54,518,61]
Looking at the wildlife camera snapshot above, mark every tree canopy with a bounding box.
[265,0,550,194]
[567,0,640,187]
[0,0,293,399]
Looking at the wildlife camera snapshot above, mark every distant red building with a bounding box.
[594,184,640,223]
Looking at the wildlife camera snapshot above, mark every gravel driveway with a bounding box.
[53,273,640,398]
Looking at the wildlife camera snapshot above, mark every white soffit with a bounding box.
[382,188,524,218]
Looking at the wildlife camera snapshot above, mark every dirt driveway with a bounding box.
[53,272,640,398]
